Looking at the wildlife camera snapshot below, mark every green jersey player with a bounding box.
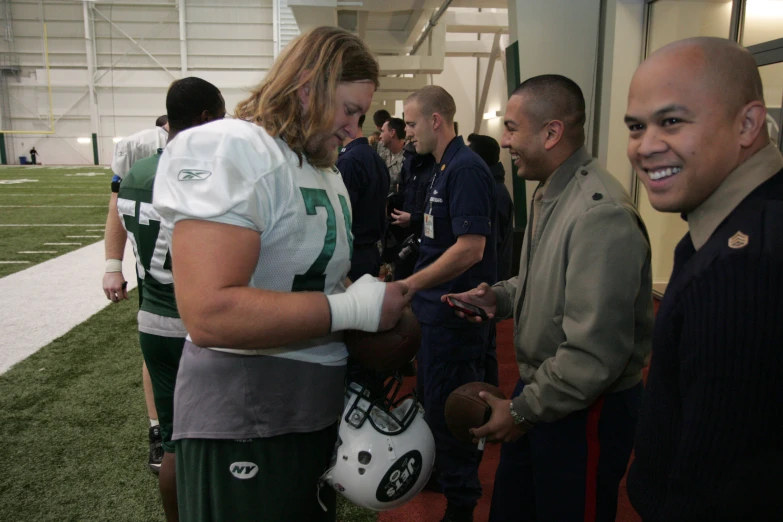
[119,77,225,522]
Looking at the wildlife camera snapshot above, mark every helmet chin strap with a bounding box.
[316,476,329,512]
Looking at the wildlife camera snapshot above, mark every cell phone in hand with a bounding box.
[446,296,489,321]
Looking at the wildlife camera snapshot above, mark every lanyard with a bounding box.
[428,164,443,214]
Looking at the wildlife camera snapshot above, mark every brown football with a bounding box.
[344,306,421,372]
[445,382,506,443]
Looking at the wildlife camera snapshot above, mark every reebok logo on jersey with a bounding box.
[229,462,259,479]
[178,169,212,181]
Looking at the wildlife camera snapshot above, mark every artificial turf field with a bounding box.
[0,165,375,522]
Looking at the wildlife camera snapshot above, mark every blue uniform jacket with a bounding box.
[400,151,436,239]
[337,137,391,247]
[412,136,498,326]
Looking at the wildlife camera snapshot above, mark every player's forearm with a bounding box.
[404,236,484,294]
[104,195,127,260]
[180,287,333,350]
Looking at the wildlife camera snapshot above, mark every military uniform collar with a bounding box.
[436,136,464,170]
[541,147,592,200]
[688,143,783,250]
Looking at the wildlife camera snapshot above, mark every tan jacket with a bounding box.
[493,148,653,424]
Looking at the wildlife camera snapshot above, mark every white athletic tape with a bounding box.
[105,259,123,273]
[326,274,386,332]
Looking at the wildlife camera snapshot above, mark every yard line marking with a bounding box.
[0,205,105,208]
[0,223,103,227]
[0,261,31,264]
[66,235,101,238]
[18,251,58,254]
[44,242,82,245]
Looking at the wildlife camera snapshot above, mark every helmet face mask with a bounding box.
[320,373,436,512]
[343,377,418,435]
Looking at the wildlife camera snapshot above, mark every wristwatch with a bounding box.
[509,401,536,431]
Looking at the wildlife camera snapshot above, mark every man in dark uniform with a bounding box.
[400,85,497,522]
[390,145,435,281]
[337,114,391,281]
[467,134,514,281]
[625,37,783,522]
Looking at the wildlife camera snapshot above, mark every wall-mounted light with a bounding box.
[483,110,500,120]
[112,137,124,143]
[77,137,91,144]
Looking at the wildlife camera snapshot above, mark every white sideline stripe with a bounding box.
[0,205,105,208]
[44,242,81,245]
[18,251,58,254]
[0,240,138,375]
[67,235,101,238]
[0,261,30,264]
[85,229,104,232]
[0,223,103,227]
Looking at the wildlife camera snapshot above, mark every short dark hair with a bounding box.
[166,77,224,132]
[155,115,168,127]
[373,109,391,128]
[386,118,405,140]
[467,133,500,166]
[512,74,586,142]
[359,114,366,128]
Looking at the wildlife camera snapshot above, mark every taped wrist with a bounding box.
[105,259,123,273]
[326,274,386,332]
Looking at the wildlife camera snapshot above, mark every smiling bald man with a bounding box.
[625,37,783,522]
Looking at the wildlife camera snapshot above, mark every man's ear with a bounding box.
[542,119,565,151]
[297,70,312,112]
[431,112,442,131]
[298,83,311,110]
[738,100,767,148]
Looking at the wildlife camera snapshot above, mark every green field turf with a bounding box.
[0,165,110,278]
[0,292,376,522]
[0,165,377,521]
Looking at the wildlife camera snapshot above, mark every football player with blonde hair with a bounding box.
[153,27,410,521]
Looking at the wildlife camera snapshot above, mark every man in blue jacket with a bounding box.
[337,114,390,281]
[401,85,497,522]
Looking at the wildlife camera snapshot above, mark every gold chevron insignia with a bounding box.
[728,231,749,249]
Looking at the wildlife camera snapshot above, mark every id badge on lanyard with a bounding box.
[424,213,434,239]
[424,164,446,240]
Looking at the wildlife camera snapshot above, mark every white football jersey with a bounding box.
[111,126,168,179]
[153,119,353,365]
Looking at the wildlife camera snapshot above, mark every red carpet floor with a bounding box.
[379,318,644,522]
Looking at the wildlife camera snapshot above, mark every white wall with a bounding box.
[0,0,273,165]
[507,0,605,206]
[743,0,783,46]
[596,0,646,191]
[431,31,515,202]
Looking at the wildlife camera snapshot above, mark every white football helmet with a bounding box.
[320,376,436,511]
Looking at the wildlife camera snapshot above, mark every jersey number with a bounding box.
[117,198,173,284]
[292,188,352,292]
